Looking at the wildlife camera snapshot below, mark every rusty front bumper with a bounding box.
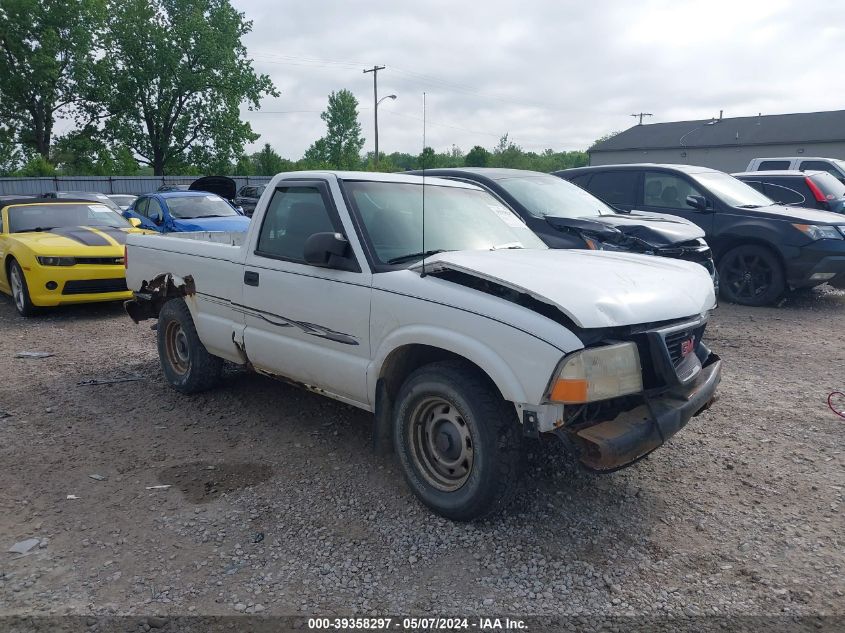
[560,353,722,472]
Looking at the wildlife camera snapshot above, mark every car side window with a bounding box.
[147,198,164,223]
[135,197,149,217]
[256,186,338,263]
[798,160,839,178]
[586,171,638,205]
[763,181,806,206]
[742,180,766,194]
[643,172,704,208]
[569,174,592,188]
[758,160,791,170]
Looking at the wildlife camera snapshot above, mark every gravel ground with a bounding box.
[1,287,844,624]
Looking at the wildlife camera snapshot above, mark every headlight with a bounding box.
[37,256,76,266]
[792,224,843,241]
[548,342,643,404]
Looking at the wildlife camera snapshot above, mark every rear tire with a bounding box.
[393,360,524,521]
[8,259,36,317]
[157,298,222,393]
[718,244,785,306]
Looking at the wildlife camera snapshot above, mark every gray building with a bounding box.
[589,109,845,172]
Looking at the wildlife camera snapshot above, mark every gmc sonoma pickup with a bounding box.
[124,171,722,521]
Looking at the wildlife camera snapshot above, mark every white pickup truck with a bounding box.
[124,171,721,520]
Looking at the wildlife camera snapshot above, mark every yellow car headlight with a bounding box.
[37,256,76,266]
[548,342,643,404]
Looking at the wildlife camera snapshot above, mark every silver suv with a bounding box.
[746,157,845,183]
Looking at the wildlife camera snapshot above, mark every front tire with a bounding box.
[8,259,36,317]
[718,244,785,306]
[157,298,222,393]
[393,361,524,521]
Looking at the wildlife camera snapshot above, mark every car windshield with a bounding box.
[345,181,546,265]
[166,195,238,219]
[496,174,615,217]
[7,203,130,233]
[57,192,121,211]
[108,195,137,206]
[692,172,774,207]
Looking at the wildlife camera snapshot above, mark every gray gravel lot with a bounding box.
[1,287,843,623]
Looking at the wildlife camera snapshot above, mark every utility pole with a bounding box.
[631,112,653,126]
[363,65,386,165]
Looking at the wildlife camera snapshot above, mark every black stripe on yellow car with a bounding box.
[49,226,113,246]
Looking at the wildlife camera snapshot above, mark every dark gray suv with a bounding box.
[557,164,845,306]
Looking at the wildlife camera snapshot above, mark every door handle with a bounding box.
[244,270,259,286]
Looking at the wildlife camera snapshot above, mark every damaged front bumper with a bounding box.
[557,352,722,472]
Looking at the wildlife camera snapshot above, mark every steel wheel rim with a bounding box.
[10,266,24,312]
[164,321,190,375]
[409,396,474,492]
[724,253,772,300]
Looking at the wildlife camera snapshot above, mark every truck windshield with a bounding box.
[692,172,774,208]
[496,174,615,217]
[167,195,238,219]
[344,181,547,265]
[7,203,130,233]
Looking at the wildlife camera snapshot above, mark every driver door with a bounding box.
[241,180,373,407]
[639,171,715,234]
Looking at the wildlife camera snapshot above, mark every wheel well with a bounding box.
[714,238,785,272]
[378,344,503,405]
[3,255,15,283]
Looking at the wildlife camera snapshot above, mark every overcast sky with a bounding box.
[237,0,844,159]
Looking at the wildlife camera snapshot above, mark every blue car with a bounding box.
[123,191,251,233]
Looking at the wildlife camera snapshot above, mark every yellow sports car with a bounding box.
[0,198,147,316]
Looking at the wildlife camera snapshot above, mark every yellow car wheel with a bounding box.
[8,260,36,317]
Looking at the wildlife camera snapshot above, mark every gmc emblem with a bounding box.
[680,337,695,357]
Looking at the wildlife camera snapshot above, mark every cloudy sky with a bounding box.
[235,0,845,159]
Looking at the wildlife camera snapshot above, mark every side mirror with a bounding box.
[303,232,350,268]
[128,217,142,228]
[686,194,710,211]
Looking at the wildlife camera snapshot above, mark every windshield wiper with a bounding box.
[21,226,55,232]
[388,249,450,264]
[191,214,227,218]
[737,204,764,209]
[491,242,523,250]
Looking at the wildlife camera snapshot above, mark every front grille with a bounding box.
[62,278,128,295]
[664,327,701,367]
[74,257,124,265]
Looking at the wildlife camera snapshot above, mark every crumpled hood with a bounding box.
[545,211,704,248]
[170,215,251,233]
[413,249,716,329]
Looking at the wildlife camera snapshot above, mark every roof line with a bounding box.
[589,138,845,153]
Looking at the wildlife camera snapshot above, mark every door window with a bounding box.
[256,186,338,262]
[643,172,704,208]
[758,160,791,170]
[585,171,638,205]
[147,198,164,223]
[798,160,840,178]
[134,197,149,217]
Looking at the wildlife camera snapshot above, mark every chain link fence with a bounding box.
[0,175,273,196]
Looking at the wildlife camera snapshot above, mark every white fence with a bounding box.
[0,175,273,196]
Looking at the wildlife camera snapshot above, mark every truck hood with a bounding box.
[170,215,251,233]
[412,249,716,329]
[545,211,704,249]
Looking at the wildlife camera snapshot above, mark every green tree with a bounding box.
[0,127,25,175]
[0,0,103,158]
[87,0,277,175]
[234,154,253,176]
[418,146,436,170]
[15,155,56,176]
[465,145,490,167]
[316,89,364,170]
[251,143,289,175]
[301,137,331,169]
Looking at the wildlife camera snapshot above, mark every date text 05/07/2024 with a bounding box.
[307,617,528,630]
